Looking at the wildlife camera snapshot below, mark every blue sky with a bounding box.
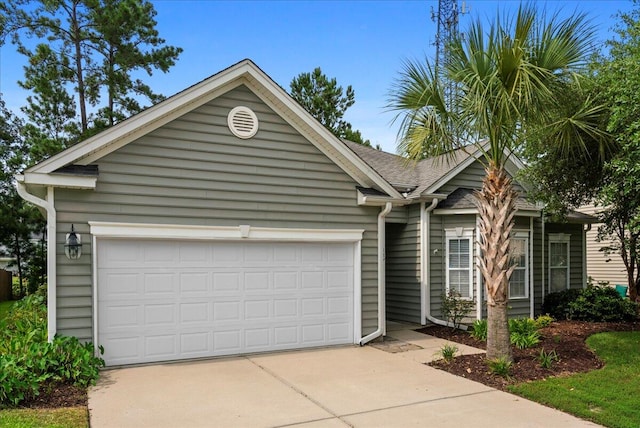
[0,0,635,153]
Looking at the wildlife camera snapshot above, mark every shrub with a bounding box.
[470,319,487,341]
[534,314,554,329]
[0,294,105,407]
[542,289,582,319]
[508,318,540,349]
[437,344,458,363]
[487,357,512,378]
[511,331,541,349]
[568,286,638,322]
[509,318,538,336]
[441,290,475,329]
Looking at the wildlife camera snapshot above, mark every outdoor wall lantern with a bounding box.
[65,225,82,260]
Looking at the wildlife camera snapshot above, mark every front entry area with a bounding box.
[96,239,355,365]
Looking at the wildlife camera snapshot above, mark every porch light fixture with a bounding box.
[65,225,82,260]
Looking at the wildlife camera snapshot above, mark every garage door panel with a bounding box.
[98,239,355,365]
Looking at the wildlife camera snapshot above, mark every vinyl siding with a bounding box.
[544,223,585,295]
[581,205,627,285]
[429,214,477,319]
[435,160,526,194]
[54,85,380,342]
[386,204,421,323]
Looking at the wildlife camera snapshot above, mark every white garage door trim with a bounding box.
[90,222,364,364]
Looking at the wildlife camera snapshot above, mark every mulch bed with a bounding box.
[19,381,87,409]
[418,320,639,390]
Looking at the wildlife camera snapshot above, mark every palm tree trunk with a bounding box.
[476,162,517,362]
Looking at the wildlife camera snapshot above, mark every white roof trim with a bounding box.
[89,221,364,242]
[22,172,97,189]
[25,60,402,198]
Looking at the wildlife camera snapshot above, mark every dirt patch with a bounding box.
[418,320,638,390]
[19,381,87,409]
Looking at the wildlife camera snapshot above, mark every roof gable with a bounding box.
[25,60,403,199]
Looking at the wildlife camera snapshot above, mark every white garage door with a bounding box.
[97,239,355,365]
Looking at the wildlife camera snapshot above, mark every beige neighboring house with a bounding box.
[581,204,628,286]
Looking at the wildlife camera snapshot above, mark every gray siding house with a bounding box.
[17,60,593,366]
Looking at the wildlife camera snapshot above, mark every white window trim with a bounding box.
[548,233,571,293]
[508,231,529,300]
[445,228,474,300]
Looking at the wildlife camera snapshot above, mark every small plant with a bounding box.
[508,318,540,349]
[487,356,512,378]
[538,348,559,369]
[510,331,541,349]
[509,318,538,336]
[441,289,475,329]
[534,314,554,329]
[470,319,487,341]
[437,344,459,363]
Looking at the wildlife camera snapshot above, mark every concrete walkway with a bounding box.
[89,325,600,427]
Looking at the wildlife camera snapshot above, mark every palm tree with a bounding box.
[389,5,611,361]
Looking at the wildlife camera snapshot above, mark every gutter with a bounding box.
[422,198,463,329]
[15,176,57,342]
[583,224,592,288]
[360,202,393,345]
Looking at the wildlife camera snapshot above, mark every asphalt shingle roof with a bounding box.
[342,140,474,197]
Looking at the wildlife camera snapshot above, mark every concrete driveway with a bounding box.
[89,327,600,428]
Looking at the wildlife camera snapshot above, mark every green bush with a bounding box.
[534,314,554,329]
[508,318,541,349]
[568,286,638,322]
[542,289,582,319]
[470,319,487,341]
[441,290,475,329]
[0,295,105,407]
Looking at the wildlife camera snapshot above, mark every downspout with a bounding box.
[541,213,546,304]
[530,217,534,318]
[16,178,57,342]
[423,198,461,328]
[360,202,392,345]
[583,224,591,288]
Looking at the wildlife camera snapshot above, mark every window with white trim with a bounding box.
[446,229,473,299]
[549,234,570,293]
[509,233,528,299]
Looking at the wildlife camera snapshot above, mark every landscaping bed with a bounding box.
[419,320,638,390]
[19,381,87,409]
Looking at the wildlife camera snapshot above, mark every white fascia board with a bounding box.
[244,75,404,199]
[28,61,256,174]
[89,222,364,242]
[357,191,407,206]
[434,208,540,217]
[22,172,97,189]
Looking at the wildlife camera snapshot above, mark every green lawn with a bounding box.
[0,300,16,320]
[0,407,88,428]
[509,331,640,428]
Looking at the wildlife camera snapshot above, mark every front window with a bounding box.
[446,229,473,299]
[549,234,570,293]
[509,234,528,299]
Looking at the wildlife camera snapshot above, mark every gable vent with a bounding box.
[227,106,259,139]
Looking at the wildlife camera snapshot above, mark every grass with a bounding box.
[509,331,640,428]
[0,300,16,320]
[0,407,88,428]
